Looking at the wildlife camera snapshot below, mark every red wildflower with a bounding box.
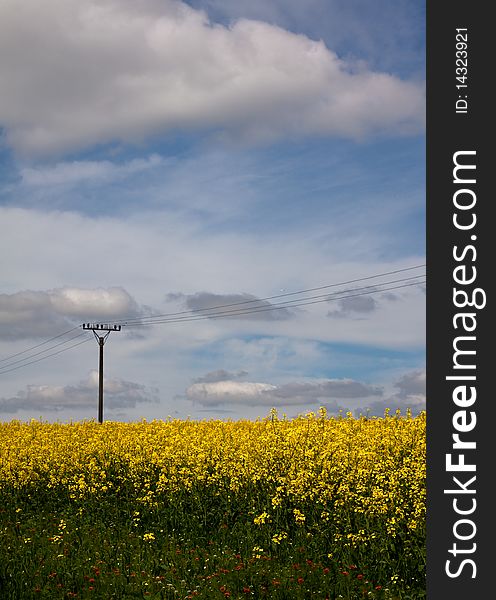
[243,587,251,593]
[297,577,304,584]
[323,567,330,575]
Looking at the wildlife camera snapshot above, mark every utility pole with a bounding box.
[82,323,121,423]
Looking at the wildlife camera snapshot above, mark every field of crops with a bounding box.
[0,409,425,599]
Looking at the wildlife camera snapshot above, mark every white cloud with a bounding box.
[0,203,425,421]
[50,287,140,318]
[0,370,158,414]
[186,376,382,407]
[0,0,424,156]
[187,380,277,405]
[0,206,425,349]
[0,287,143,339]
[190,0,425,76]
[185,366,426,417]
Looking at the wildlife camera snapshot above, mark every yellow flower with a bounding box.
[0,410,425,557]
[293,508,306,524]
[271,531,288,544]
[253,511,270,525]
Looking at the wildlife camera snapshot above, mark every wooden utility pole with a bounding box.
[82,324,121,423]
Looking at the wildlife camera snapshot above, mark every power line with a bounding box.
[0,264,425,375]
[0,332,88,370]
[127,274,424,325]
[0,337,92,375]
[117,264,426,325]
[0,326,81,364]
[0,281,425,377]
[125,279,425,327]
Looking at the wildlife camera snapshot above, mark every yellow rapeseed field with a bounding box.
[0,409,426,599]
[0,409,425,536]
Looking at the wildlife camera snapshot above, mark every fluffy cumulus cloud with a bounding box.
[186,376,382,407]
[0,287,143,339]
[0,370,158,414]
[187,381,277,406]
[185,368,426,416]
[0,0,424,156]
[168,292,294,321]
[187,0,425,77]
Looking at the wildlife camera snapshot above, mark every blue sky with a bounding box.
[0,0,425,421]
